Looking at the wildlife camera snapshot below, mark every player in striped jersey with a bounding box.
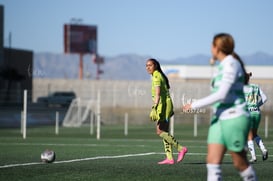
[183,33,257,181]
[244,72,268,163]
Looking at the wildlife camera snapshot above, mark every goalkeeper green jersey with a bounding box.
[151,70,170,100]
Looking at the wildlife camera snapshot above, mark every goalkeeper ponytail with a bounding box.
[149,58,170,89]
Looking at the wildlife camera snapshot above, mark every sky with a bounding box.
[2,0,273,60]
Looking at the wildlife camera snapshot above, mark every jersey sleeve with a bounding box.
[152,71,161,87]
[191,60,237,109]
[258,87,267,107]
[191,82,232,109]
[222,60,237,84]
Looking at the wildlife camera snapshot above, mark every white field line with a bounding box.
[0,152,207,169]
[0,152,155,169]
[0,142,148,147]
[0,142,209,149]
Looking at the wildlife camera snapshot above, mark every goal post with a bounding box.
[62,98,97,127]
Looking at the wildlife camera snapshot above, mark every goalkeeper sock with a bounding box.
[247,140,256,160]
[239,165,257,181]
[206,164,222,181]
[163,139,173,160]
[159,132,183,152]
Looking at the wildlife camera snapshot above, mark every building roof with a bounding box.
[161,65,273,80]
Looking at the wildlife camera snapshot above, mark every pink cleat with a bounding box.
[158,158,175,165]
[177,147,188,163]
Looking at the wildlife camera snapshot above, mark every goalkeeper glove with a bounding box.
[149,105,159,122]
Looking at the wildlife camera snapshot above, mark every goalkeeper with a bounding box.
[146,58,188,165]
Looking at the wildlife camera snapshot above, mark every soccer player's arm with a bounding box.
[149,86,160,121]
[257,87,267,107]
[191,63,235,109]
[153,72,161,106]
[149,72,161,121]
[154,86,160,106]
[191,82,232,109]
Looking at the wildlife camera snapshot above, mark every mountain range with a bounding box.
[33,52,273,80]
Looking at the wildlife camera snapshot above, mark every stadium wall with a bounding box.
[33,79,273,109]
[33,79,273,125]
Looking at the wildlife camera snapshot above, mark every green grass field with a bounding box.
[0,123,272,181]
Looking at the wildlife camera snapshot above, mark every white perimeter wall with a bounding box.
[33,78,273,111]
[161,65,273,80]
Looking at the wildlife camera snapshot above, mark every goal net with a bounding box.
[62,98,97,127]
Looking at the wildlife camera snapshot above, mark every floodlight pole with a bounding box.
[79,53,83,79]
[96,61,100,80]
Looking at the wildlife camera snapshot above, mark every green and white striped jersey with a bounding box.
[192,55,246,120]
[243,83,267,112]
